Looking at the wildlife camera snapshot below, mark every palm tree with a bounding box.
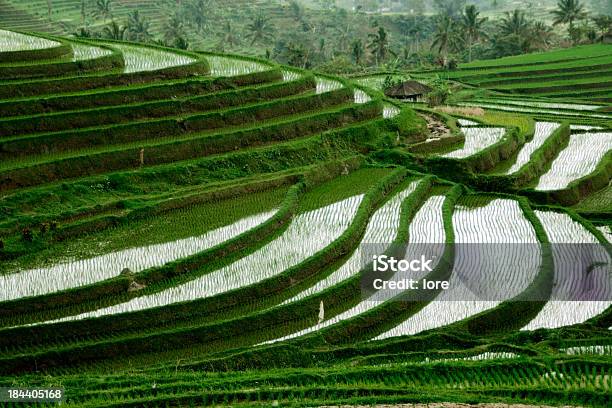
[246,14,274,46]
[73,26,93,38]
[489,34,523,57]
[351,39,364,64]
[460,5,487,62]
[93,0,113,23]
[186,0,211,33]
[102,20,127,40]
[395,15,411,47]
[592,14,612,41]
[499,9,531,37]
[496,10,533,53]
[531,21,554,50]
[285,42,309,68]
[587,28,598,43]
[126,10,151,42]
[407,18,426,54]
[431,14,461,66]
[367,26,389,65]
[552,0,587,40]
[164,12,187,48]
[222,21,239,47]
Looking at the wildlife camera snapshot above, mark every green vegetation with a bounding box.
[0,4,610,404]
[1,186,290,274]
[0,0,609,76]
[575,182,612,213]
[461,43,612,68]
[417,44,612,101]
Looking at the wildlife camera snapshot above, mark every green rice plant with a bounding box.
[0,45,210,99]
[523,209,610,330]
[52,194,363,322]
[316,77,344,94]
[382,104,400,119]
[0,40,123,80]
[505,122,561,174]
[535,131,612,191]
[71,43,113,62]
[445,55,612,80]
[0,169,402,358]
[541,86,612,99]
[263,179,424,344]
[0,29,59,52]
[452,196,554,335]
[561,345,612,356]
[354,88,372,104]
[0,123,380,234]
[0,99,381,190]
[0,201,282,301]
[207,55,269,77]
[473,110,535,137]
[0,75,315,135]
[460,44,612,69]
[576,184,612,214]
[281,181,452,345]
[442,126,506,159]
[474,98,603,112]
[0,165,373,338]
[377,195,540,339]
[282,70,301,82]
[492,75,612,91]
[103,43,196,74]
[0,69,284,116]
[472,68,612,87]
[457,102,611,120]
[0,28,609,402]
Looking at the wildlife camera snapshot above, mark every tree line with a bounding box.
[65,0,610,72]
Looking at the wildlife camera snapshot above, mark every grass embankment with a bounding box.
[0,167,396,356]
[0,98,381,191]
[0,29,609,406]
[0,119,391,240]
[1,186,289,274]
[0,74,316,135]
[460,44,612,69]
[423,45,612,100]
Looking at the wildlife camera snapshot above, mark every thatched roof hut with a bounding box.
[385,80,433,101]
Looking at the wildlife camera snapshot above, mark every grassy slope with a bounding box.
[461,44,612,69]
[298,167,394,212]
[491,74,612,90]
[574,182,612,213]
[1,186,289,274]
[0,28,610,408]
[432,44,612,101]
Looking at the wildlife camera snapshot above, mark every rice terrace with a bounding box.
[0,0,610,406]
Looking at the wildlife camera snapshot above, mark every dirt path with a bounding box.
[420,113,452,139]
